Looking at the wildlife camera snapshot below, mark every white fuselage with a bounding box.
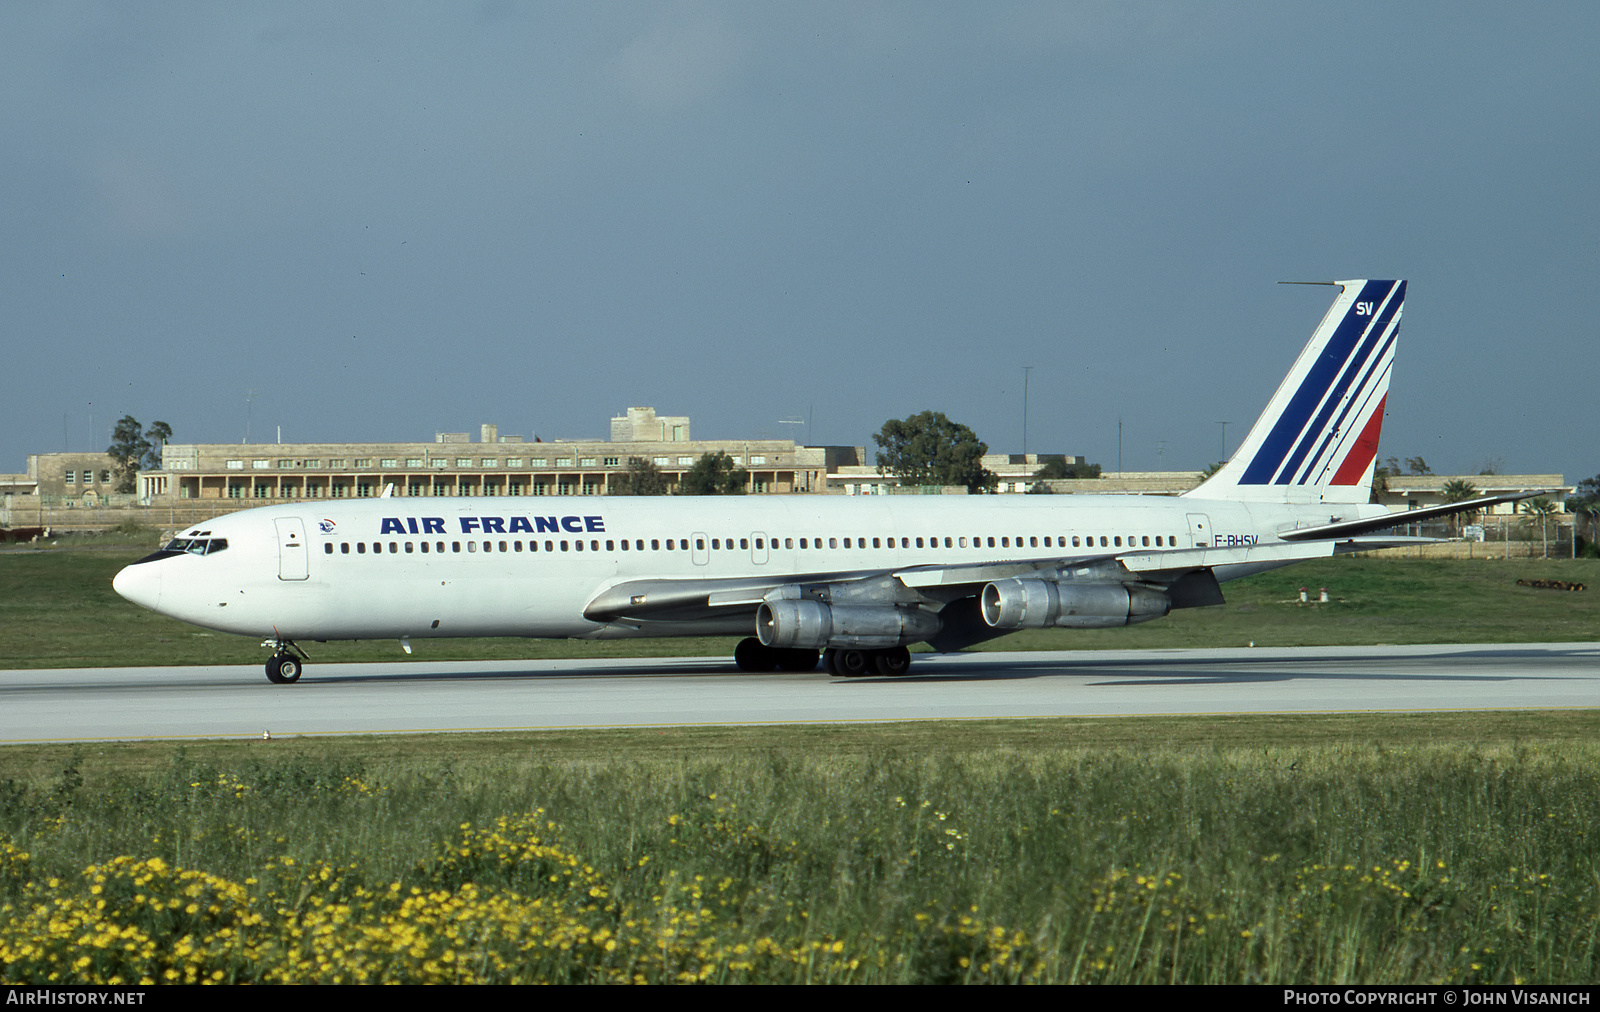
[112,493,1385,644]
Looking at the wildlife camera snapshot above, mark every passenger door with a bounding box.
[275,517,309,581]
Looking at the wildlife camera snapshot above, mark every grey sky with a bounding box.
[3,3,1596,483]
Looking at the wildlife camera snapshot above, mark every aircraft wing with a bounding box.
[583,540,1345,628]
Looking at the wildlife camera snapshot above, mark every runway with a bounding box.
[3,642,1598,744]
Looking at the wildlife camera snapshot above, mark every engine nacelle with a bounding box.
[757,599,941,650]
[980,578,1171,630]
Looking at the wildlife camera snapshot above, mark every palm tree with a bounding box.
[1440,479,1478,535]
[1522,497,1559,558]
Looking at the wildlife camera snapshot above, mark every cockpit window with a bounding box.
[163,537,228,556]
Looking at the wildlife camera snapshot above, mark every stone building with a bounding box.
[2,409,843,531]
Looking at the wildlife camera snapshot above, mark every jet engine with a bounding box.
[756,599,941,650]
[980,578,1171,630]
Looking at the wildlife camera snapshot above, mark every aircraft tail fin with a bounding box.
[1185,279,1404,505]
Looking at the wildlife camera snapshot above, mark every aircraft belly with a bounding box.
[239,573,598,640]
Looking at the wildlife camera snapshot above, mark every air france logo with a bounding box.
[379,515,606,536]
[318,519,337,534]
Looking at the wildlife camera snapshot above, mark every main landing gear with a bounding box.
[731,638,913,677]
[823,645,912,678]
[262,639,309,684]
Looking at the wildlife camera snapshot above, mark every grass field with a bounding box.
[4,543,1598,983]
[3,716,1599,984]
[2,542,1598,669]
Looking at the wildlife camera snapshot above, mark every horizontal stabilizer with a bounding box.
[1277,492,1547,541]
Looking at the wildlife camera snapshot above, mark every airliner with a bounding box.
[114,280,1523,683]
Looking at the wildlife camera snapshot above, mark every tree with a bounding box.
[611,457,671,495]
[1440,479,1479,534]
[1568,475,1600,557]
[1522,496,1559,558]
[1200,461,1226,482]
[1033,458,1102,480]
[143,421,172,470]
[1371,460,1392,500]
[107,416,152,493]
[678,451,748,495]
[874,411,997,494]
[1382,456,1432,477]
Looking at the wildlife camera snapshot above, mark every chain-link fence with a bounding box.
[1364,516,1583,559]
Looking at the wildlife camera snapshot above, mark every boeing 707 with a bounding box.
[114,279,1525,683]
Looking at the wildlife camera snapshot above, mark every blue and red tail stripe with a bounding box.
[1237,280,1404,486]
[1185,279,1403,506]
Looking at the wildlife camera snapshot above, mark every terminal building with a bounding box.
[3,408,858,530]
[0,403,1574,535]
[141,409,835,504]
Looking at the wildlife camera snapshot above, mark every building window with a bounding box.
[228,484,244,499]
[555,458,573,467]
[678,457,693,466]
[327,459,347,469]
[406,458,424,467]
[654,457,669,466]
[354,459,372,468]
[381,459,398,468]
[226,460,243,470]
[603,457,619,467]
[456,458,473,467]
[64,471,75,484]
[529,458,547,467]
[254,485,269,498]
[750,455,766,465]
[506,458,524,467]
[579,457,597,467]
[331,484,347,498]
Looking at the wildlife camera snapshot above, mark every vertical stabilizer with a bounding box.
[1185,279,1404,504]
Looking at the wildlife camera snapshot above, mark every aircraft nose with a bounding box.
[113,560,163,612]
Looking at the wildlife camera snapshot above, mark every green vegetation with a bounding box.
[873,411,998,493]
[3,715,1599,983]
[3,546,1596,670]
[677,451,749,495]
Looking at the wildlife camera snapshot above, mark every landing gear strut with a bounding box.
[262,638,309,684]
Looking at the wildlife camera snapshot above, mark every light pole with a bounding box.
[1021,366,1033,456]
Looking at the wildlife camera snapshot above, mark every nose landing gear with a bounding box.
[262,638,309,684]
